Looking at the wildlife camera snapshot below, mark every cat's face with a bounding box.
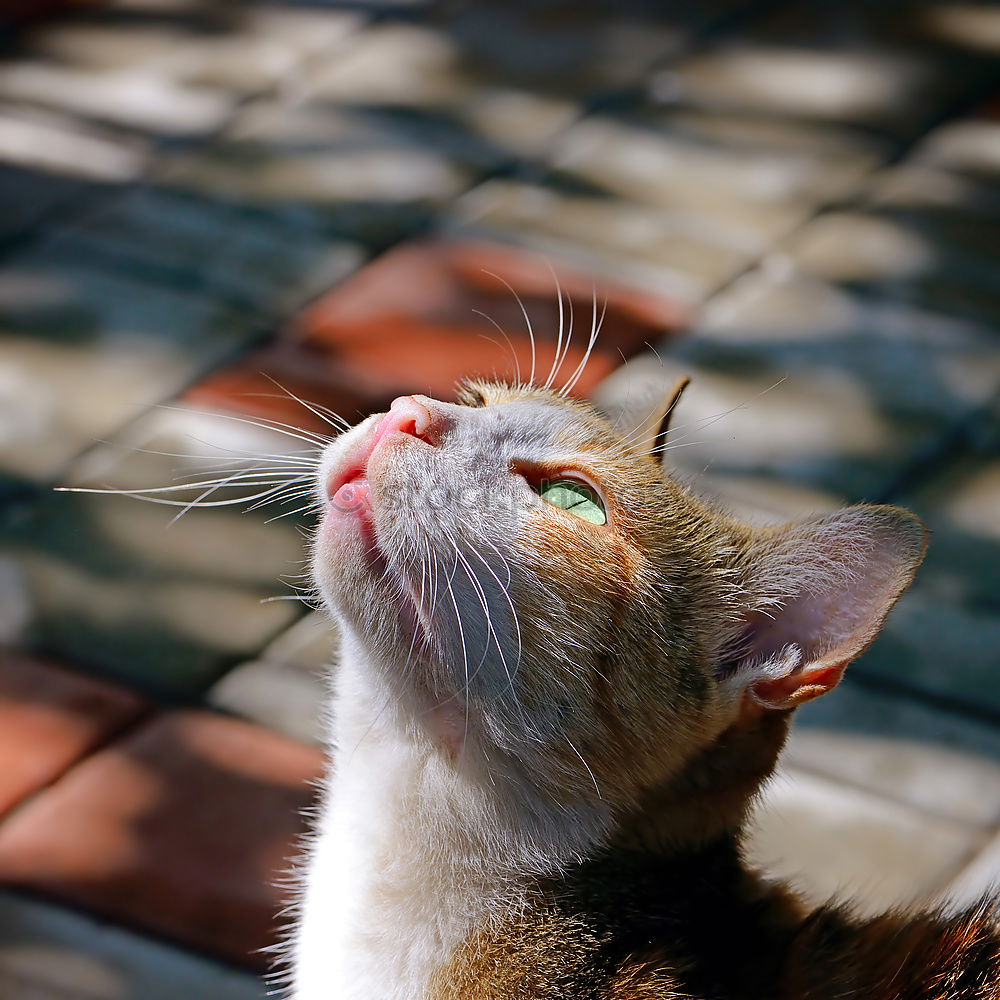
[313,381,734,809]
[312,377,924,826]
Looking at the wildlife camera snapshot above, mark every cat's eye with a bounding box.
[538,480,607,525]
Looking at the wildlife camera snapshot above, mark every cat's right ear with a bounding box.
[594,370,691,465]
[723,505,927,712]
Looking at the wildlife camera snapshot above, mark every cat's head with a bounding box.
[312,377,925,843]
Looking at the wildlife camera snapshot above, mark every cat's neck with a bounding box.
[294,629,611,1000]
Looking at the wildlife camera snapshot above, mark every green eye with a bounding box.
[538,480,607,525]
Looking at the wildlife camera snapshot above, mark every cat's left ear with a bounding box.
[726,506,928,711]
[594,371,691,464]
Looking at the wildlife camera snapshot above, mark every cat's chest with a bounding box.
[294,730,491,1000]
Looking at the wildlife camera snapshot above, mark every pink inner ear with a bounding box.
[734,507,926,709]
[749,593,832,664]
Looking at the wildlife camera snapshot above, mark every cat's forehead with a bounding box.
[457,380,616,455]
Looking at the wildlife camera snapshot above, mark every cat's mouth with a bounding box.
[320,396,443,650]
[326,396,435,518]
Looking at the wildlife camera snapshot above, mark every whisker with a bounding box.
[156,404,333,449]
[259,373,354,433]
[454,546,507,680]
[466,540,522,676]
[560,288,606,397]
[264,499,324,524]
[543,261,566,392]
[481,269,536,387]
[564,733,602,799]
[471,309,522,387]
[119,444,319,465]
[235,392,353,432]
[55,476,292,497]
[649,377,789,454]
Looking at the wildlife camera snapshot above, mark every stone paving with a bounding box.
[0,0,999,995]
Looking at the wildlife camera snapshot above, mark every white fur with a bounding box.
[294,637,477,1000]
[292,628,609,1000]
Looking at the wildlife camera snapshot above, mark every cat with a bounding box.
[288,372,1000,1000]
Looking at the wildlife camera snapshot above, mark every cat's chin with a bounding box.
[314,516,431,672]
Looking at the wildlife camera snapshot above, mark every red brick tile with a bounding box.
[185,239,686,431]
[0,650,146,820]
[0,710,322,968]
[183,340,373,437]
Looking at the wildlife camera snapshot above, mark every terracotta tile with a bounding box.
[0,650,146,819]
[0,711,322,968]
[183,341,374,438]
[185,240,685,430]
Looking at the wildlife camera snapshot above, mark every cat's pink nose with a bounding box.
[373,395,438,448]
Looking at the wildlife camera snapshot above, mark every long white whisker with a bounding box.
[156,404,333,448]
[481,269,536,387]
[237,391,353,432]
[55,475,295,497]
[246,482,316,512]
[454,546,506,680]
[471,310,522,387]
[565,733,601,799]
[543,261,566,391]
[264,499,324,523]
[467,540,522,676]
[560,289,606,397]
[259,374,354,433]
[120,445,319,466]
[167,465,303,525]
[440,546,472,758]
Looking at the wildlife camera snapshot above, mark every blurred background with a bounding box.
[0,0,999,995]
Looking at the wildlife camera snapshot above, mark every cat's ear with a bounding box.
[726,506,927,711]
[594,370,691,464]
